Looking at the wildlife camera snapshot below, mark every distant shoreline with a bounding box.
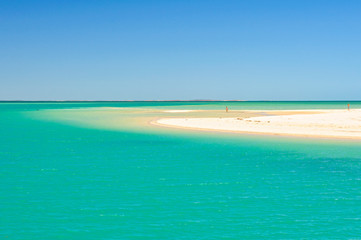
[1,100,361,103]
[1,100,245,102]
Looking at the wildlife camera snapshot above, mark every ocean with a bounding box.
[1,101,361,239]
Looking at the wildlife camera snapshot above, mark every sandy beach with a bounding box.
[154,109,361,139]
[163,110,196,113]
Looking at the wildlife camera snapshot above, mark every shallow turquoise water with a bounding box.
[1,102,361,239]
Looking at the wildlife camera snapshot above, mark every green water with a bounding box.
[1,101,361,239]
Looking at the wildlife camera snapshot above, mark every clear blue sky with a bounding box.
[1,0,360,100]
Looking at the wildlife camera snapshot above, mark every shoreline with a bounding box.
[152,109,361,140]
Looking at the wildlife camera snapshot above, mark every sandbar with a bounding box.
[154,109,361,139]
[163,110,196,113]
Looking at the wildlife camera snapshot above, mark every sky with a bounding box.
[1,0,360,101]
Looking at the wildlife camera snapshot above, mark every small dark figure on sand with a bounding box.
[226,106,228,113]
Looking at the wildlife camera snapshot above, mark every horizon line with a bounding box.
[1,100,360,102]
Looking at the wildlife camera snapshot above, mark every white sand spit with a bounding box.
[163,110,196,113]
[155,109,361,139]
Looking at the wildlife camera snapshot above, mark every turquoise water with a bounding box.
[1,102,361,239]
